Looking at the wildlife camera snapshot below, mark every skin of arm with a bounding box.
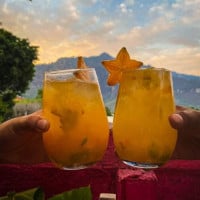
[0,111,50,164]
[169,106,200,160]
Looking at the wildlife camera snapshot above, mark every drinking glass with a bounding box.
[113,68,177,169]
[42,68,109,169]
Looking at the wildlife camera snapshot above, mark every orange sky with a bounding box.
[1,0,200,76]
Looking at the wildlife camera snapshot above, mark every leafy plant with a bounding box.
[0,28,38,121]
[0,186,92,200]
[0,188,44,200]
[48,186,92,200]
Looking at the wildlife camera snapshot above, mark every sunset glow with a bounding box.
[1,0,200,75]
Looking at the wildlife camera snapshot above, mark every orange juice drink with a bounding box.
[113,68,177,168]
[42,68,109,169]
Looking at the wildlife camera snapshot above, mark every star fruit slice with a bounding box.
[101,47,143,86]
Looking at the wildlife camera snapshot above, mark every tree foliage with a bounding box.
[36,88,43,100]
[105,106,112,116]
[0,28,38,122]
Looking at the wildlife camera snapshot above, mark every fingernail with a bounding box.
[171,114,184,129]
[37,119,49,131]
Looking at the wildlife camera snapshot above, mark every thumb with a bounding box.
[168,113,184,130]
[169,109,200,131]
[11,115,50,135]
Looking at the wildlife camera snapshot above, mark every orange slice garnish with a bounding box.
[101,47,143,85]
[74,56,90,81]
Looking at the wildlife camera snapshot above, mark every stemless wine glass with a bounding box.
[42,68,109,169]
[113,68,177,169]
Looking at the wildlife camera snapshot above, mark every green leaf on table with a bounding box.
[48,186,92,200]
[0,187,45,200]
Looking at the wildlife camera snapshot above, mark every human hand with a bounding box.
[169,106,200,160]
[0,111,50,164]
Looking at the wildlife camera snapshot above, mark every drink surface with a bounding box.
[113,69,177,165]
[43,78,109,169]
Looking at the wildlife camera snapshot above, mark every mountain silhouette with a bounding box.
[24,53,200,111]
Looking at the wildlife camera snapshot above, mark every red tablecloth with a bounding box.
[0,132,118,199]
[0,163,116,199]
[0,132,200,200]
[117,160,200,200]
[155,160,200,200]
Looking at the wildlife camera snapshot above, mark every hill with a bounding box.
[23,53,200,112]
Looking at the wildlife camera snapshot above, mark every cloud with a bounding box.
[119,3,127,13]
[143,47,200,75]
[124,0,135,6]
[63,1,80,20]
[0,0,200,76]
[1,0,9,14]
[117,17,174,48]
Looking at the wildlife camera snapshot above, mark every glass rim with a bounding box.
[45,68,95,75]
[125,67,171,72]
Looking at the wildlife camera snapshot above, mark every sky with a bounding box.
[0,0,200,76]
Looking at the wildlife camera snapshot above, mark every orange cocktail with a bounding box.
[42,68,109,169]
[113,68,177,168]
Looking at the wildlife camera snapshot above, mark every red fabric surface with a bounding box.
[1,131,200,200]
[0,132,117,200]
[155,160,200,200]
[0,163,116,200]
[117,169,158,200]
[117,160,200,200]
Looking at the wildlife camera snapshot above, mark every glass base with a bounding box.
[52,161,96,170]
[123,161,159,170]
[62,165,88,170]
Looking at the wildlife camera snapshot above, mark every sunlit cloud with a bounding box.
[141,47,200,74]
[0,0,200,76]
